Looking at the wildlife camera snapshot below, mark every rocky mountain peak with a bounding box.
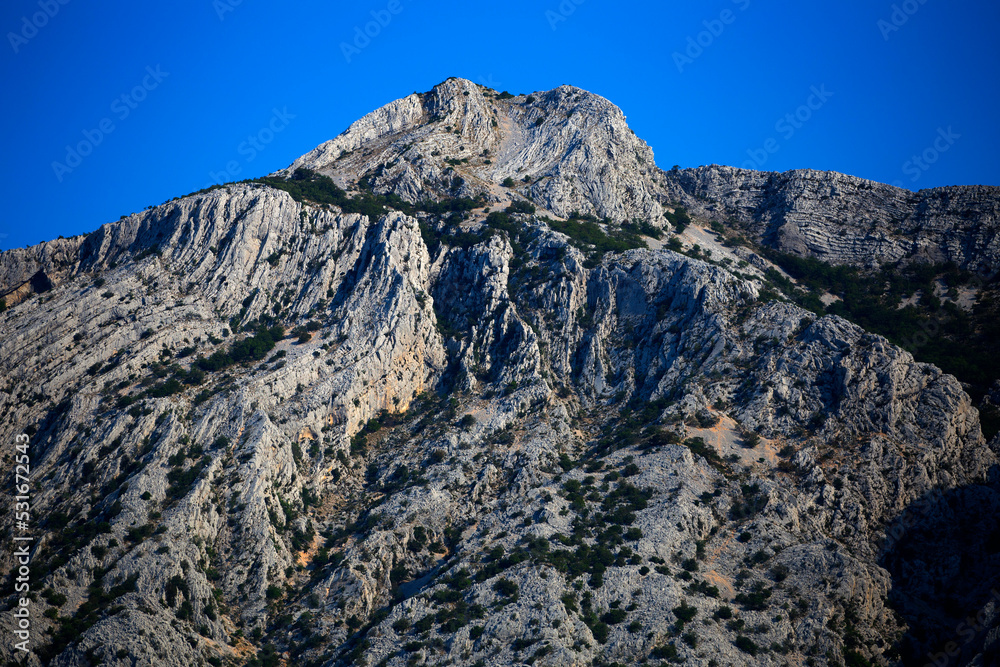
[285,77,665,223]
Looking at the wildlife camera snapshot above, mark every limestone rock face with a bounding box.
[0,79,998,667]
[667,165,1000,273]
[285,78,666,224]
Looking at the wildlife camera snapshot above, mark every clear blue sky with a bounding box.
[2,0,998,251]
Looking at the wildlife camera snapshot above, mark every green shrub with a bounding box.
[545,215,645,266]
[621,463,640,477]
[696,411,720,428]
[507,200,535,215]
[147,378,183,398]
[589,620,609,643]
[665,205,691,233]
[166,456,209,499]
[681,437,726,473]
[165,575,187,606]
[622,219,663,239]
[673,599,697,623]
[601,609,627,625]
[493,579,518,598]
[735,635,759,656]
[845,649,873,667]
[734,582,772,610]
[650,642,679,660]
[713,605,733,620]
[126,524,154,543]
[177,600,193,620]
[730,483,767,521]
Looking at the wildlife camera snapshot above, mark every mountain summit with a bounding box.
[1,79,999,666]
[283,77,668,225]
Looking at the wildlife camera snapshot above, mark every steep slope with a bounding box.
[666,165,1000,274]
[0,78,998,667]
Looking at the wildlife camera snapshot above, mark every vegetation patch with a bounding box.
[755,249,1000,436]
[544,212,646,268]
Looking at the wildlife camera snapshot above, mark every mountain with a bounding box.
[668,165,1000,272]
[1,77,999,667]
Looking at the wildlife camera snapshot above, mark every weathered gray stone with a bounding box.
[0,77,997,667]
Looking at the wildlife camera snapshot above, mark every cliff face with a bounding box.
[667,165,1000,273]
[0,78,998,667]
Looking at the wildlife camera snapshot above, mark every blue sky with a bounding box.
[2,0,998,251]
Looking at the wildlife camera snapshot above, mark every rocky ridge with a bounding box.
[666,165,1000,274]
[0,78,997,667]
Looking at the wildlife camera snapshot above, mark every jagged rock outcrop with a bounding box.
[285,77,667,224]
[0,78,998,667]
[666,165,1000,273]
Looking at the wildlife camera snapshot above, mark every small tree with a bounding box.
[673,599,698,624]
[735,636,759,656]
[493,578,519,599]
